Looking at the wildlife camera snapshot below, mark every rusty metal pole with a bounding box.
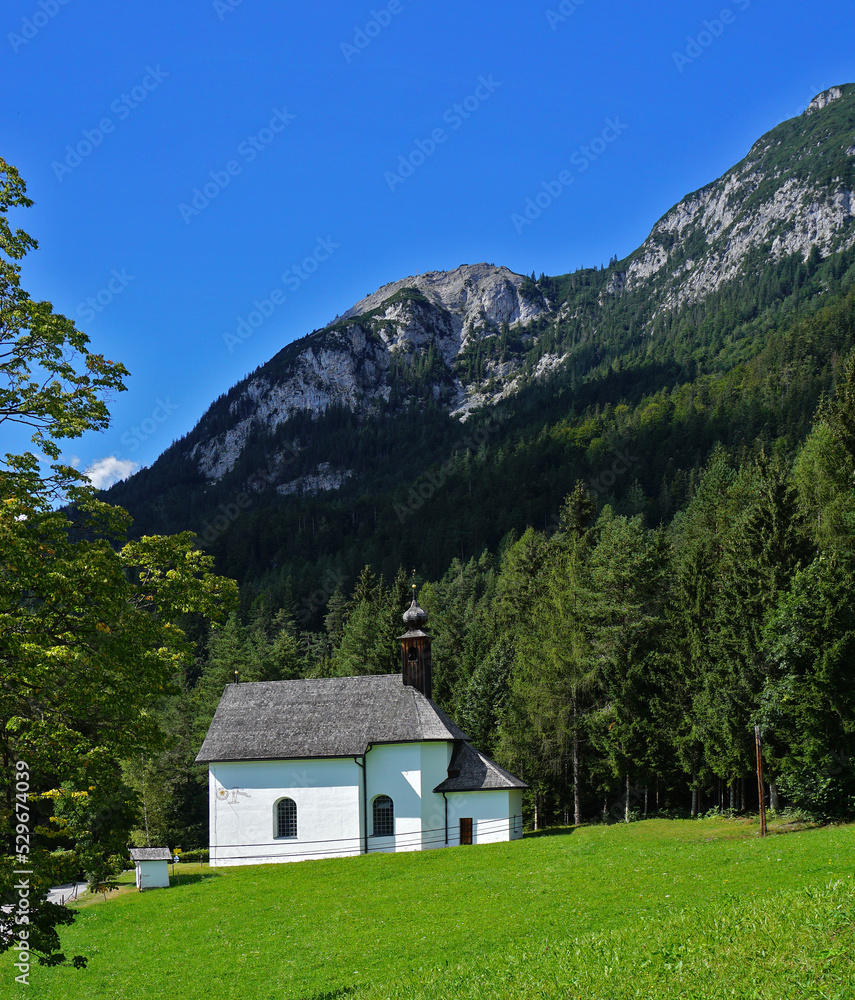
[755,725,767,837]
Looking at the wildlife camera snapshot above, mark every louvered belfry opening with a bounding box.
[398,587,432,700]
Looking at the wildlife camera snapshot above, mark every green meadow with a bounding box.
[7,818,854,1000]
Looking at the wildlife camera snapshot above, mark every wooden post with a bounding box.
[755,725,767,837]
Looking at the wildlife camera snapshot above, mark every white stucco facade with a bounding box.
[445,788,525,845]
[210,756,361,865]
[208,741,522,867]
[198,668,528,868]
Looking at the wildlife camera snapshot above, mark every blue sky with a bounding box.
[2,0,853,485]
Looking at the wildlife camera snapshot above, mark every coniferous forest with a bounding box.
[6,3,855,985]
[9,89,855,877]
[125,271,855,849]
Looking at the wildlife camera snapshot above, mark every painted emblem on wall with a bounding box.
[217,786,251,804]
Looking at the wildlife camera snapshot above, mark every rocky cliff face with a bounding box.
[339,263,544,351]
[188,264,547,481]
[183,85,855,490]
[624,86,855,311]
[807,86,844,113]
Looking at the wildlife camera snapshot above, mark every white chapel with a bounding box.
[196,593,527,865]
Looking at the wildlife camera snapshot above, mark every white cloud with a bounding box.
[84,456,139,490]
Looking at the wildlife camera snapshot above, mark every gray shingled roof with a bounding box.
[195,674,468,763]
[130,848,173,862]
[433,742,529,792]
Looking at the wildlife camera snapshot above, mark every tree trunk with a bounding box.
[533,792,539,832]
[769,780,781,812]
[625,773,631,823]
[564,758,570,826]
[644,785,648,819]
[573,727,581,826]
[691,774,698,818]
[142,770,151,846]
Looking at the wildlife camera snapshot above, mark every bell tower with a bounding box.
[398,586,432,700]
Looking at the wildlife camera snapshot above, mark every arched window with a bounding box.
[275,798,297,839]
[372,795,394,837]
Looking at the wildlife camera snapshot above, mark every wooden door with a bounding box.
[459,818,473,845]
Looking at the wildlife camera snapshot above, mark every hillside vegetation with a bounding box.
[103,98,855,849]
[124,344,855,851]
[108,82,855,591]
[46,86,855,887]
[10,819,854,1000]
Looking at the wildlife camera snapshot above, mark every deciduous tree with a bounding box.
[0,159,236,971]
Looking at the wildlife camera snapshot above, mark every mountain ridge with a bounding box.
[106,84,855,587]
[174,83,855,488]
[621,83,855,312]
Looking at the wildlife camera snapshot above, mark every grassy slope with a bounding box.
[7,819,854,1000]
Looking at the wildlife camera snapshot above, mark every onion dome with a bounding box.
[402,587,429,630]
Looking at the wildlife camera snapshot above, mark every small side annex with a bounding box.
[196,594,527,866]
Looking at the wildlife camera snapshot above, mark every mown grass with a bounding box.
[5,817,854,999]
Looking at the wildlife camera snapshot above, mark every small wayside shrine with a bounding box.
[129,847,173,889]
[196,588,528,866]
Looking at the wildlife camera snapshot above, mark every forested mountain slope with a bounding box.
[108,84,855,596]
[104,86,855,845]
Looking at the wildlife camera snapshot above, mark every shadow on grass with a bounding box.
[168,871,221,888]
[523,825,578,840]
[299,988,359,1000]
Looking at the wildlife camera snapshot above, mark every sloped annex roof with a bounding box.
[195,673,468,763]
[433,741,529,792]
[130,848,173,862]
